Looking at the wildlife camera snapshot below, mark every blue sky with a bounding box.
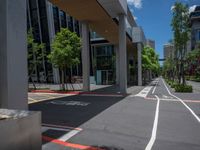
[128,0,200,59]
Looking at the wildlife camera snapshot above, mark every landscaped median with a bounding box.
[165,79,193,93]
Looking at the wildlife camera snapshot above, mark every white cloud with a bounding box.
[134,16,137,20]
[189,5,197,13]
[171,4,197,13]
[127,0,142,9]
[171,5,175,11]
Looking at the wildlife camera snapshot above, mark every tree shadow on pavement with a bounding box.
[89,145,124,150]
[29,86,126,146]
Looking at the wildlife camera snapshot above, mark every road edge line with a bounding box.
[152,78,159,94]
[42,135,102,150]
[145,95,160,150]
[162,79,200,123]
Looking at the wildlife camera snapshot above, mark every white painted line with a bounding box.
[145,95,160,150]
[42,123,82,131]
[145,97,178,102]
[42,126,70,133]
[152,79,160,94]
[28,97,37,101]
[162,79,200,123]
[134,86,153,98]
[81,94,123,97]
[59,130,80,142]
[42,125,81,142]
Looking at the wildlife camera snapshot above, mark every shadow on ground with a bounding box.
[29,86,126,146]
[90,146,124,150]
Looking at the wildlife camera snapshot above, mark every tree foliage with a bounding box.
[163,57,175,80]
[171,2,190,84]
[185,47,200,78]
[48,28,81,90]
[28,29,45,88]
[142,46,160,82]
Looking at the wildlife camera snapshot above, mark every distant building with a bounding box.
[190,5,200,50]
[146,39,155,49]
[163,44,174,59]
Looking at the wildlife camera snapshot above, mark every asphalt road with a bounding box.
[29,77,200,150]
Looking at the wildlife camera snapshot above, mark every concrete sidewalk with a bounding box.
[187,81,200,93]
[29,83,144,95]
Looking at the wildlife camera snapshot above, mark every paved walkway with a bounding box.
[29,83,144,94]
[29,83,109,91]
[187,81,200,93]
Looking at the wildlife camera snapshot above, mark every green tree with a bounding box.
[28,29,45,89]
[185,48,200,78]
[48,28,81,90]
[163,57,175,80]
[171,2,190,84]
[142,46,160,83]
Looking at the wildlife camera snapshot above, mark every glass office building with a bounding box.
[27,0,117,85]
[27,0,81,83]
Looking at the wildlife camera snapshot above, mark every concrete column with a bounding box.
[81,22,90,91]
[127,51,131,85]
[0,0,27,109]
[137,43,142,86]
[115,45,120,85]
[119,14,127,93]
[46,1,60,84]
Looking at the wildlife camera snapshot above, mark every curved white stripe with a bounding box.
[145,95,160,150]
[162,79,200,123]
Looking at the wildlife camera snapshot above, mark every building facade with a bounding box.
[0,0,148,110]
[27,0,145,87]
[190,5,200,50]
[27,0,81,83]
[146,39,155,49]
[163,43,174,59]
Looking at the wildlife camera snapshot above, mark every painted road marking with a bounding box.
[152,79,160,94]
[42,135,102,150]
[42,126,70,133]
[42,123,82,131]
[145,97,200,103]
[42,127,80,142]
[59,130,80,141]
[134,86,153,98]
[47,100,90,106]
[162,95,174,99]
[81,94,124,97]
[145,97,177,102]
[145,95,160,150]
[41,124,100,149]
[42,124,82,142]
[162,79,200,123]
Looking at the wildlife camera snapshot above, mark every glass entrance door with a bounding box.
[101,70,108,85]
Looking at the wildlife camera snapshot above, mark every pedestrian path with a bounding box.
[134,86,153,98]
[144,77,200,150]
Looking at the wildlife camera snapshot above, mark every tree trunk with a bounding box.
[68,68,72,83]
[61,69,65,90]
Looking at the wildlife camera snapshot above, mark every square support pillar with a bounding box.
[115,45,120,85]
[81,22,90,91]
[46,1,60,84]
[0,0,28,109]
[127,51,131,85]
[137,43,142,86]
[119,14,127,93]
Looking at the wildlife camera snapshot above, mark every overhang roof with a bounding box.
[49,0,133,48]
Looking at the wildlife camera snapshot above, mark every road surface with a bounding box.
[29,77,200,150]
